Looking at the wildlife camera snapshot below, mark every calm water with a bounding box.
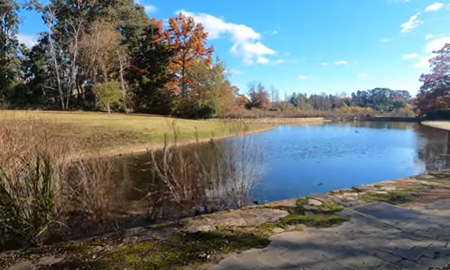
[114,122,450,204]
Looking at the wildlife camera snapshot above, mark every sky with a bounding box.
[17,0,450,97]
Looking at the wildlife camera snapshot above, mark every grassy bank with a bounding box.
[0,110,273,155]
[0,111,272,251]
[422,121,450,131]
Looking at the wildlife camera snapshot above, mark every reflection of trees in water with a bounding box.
[414,125,450,171]
[334,121,414,130]
[113,135,266,221]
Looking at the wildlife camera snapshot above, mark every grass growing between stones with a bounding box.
[266,198,345,229]
[45,230,271,270]
[360,186,422,204]
[279,214,344,228]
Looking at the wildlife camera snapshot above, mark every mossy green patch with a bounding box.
[59,241,91,256]
[258,223,275,233]
[282,214,342,228]
[373,184,383,188]
[48,230,270,270]
[360,187,421,204]
[279,214,343,228]
[316,202,344,214]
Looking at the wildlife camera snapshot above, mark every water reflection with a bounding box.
[414,125,450,172]
[114,122,450,205]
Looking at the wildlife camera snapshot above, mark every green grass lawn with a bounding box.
[1,110,271,153]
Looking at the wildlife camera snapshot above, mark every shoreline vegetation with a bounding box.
[0,110,329,157]
[0,110,325,253]
[2,168,449,270]
[0,110,447,270]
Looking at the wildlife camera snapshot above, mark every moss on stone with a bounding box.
[48,230,271,270]
[258,223,275,233]
[360,187,421,204]
[279,214,344,228]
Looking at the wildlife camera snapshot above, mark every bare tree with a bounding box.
[269,85,278,110]
[43,8,65,110]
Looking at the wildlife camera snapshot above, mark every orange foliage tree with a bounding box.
[415,43,450,117]
[159,13,214,98]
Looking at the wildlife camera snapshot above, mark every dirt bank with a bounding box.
[422,121,450,131]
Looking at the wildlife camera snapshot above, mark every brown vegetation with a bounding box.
[0,114,126,250]
[0,113,264,251]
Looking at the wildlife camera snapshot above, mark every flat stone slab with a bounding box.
[355,202,423,225]
[210,202,450,270]
[185,208,289,232]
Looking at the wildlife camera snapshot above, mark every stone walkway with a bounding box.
[210,202,450,270]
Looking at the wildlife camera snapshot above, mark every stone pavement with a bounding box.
[210,202,450,270]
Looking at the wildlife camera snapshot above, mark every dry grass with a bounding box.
[2,110,271,153]
[0,111,268,250]
[0,113,122,250]
[141,125,265,222]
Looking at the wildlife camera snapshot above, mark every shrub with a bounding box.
[95,81,123,113]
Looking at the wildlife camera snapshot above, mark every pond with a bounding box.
[114,121,450,205]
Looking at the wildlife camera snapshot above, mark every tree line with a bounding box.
[1,0,448,119]
[244,82,412,114]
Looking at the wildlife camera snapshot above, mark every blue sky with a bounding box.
[18,0,450,97]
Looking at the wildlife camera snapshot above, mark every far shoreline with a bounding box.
[94,125,277,159]
[421,121,450,131]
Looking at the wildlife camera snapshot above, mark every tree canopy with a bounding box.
[415,44,450,118]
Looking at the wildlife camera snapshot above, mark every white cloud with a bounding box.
[400,13,422,33]
[227,69,244,75]
[402,53,419,60]
[335,60,348,65]
[179,11,276,65]
[18,34,37,48]
[425,34,435,40]
[321,62,329,66]
[357,73,367,78]
[144,5,157,13]
[425,37,450,53]
[413,57,431,68]
[380,38,391,43]
[425,2,444,12]
[257,57,269,64]
[297,76,309,80]
[413,36,450,69]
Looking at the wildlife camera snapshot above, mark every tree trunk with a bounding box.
[107,102,110,114]
[118,53,127,113]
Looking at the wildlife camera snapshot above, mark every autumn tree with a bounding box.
[248,82,270,110]
[127,19,174,114]
[160,13,214,98]
[181,57,236,118]
[415,43,450,117]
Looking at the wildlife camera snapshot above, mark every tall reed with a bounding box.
[146,121,265,221]
[0,112,120,250]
